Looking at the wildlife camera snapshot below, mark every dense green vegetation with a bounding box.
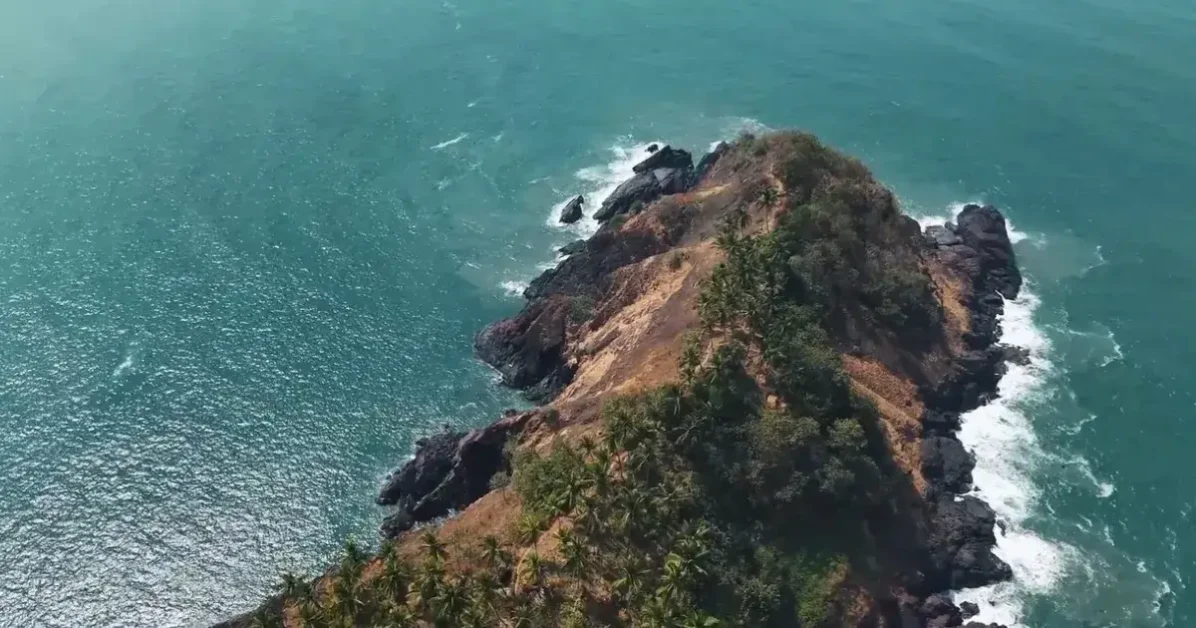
[251,133,933,628]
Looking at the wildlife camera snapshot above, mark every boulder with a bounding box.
[959,601,980,619]
[922,436,976,494]
[632,145,693,174]
[594,172,661,222]
[925,496,1013,590]
[559,195,584,224]
[920,594,962,628]
[646,143,660,153]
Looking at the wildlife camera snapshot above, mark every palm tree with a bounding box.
[377,550,410,603]
[679,609,722,628]
[276,571,310,600]
[556,528,588,580]
[611,560,649,602]
[420,529,448,565]
[431,575,469,626]
[340,537,368,581]
[378,600,417,627]
[327,571,365,626]
[519,551,544,592]
[248,607,283,628]
[294,596,326,628]
[480,535,511,573]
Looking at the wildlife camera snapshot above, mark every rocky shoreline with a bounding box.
[369,134,1022,627]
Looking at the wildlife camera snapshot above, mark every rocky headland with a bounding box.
[219,132,1021,628]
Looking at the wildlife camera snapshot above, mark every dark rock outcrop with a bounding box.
[694,141,728,183]
[593,171,661,222]
[921,436,975,494]
[908,205,1021,622]
[377,428,465,506]
[559,195,584,224]
[959,601,980,619]
[379,409,549,538]
[632,145,693,174]
[558,239,587,256]
[474,296,574,401]
[925,496,1013,590]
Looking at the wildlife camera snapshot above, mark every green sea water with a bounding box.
[1,0,1193,626]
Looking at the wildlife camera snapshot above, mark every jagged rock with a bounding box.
[694,141,728,183]
[524,227,677,302]
[959,601,980,619]
[926,496,1013,590]
[926,205,1022,301]
[1001,345,1031,366]
[922,409,961,435]
[632,145,693,174]
[379,410,548,538]
[558,239,587,256]
[646,143,660,153]
[594,172,661,222]
[474,296,574,399]
[559,195,584,224]
[921,594,963,628]
[377,428,465,506]
[652,168,689,195]
[922,436,975,494]
[925,224,962,248]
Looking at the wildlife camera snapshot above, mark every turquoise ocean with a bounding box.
[1,0,1193,625]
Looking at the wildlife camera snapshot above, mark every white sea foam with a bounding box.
[951,285,1078,626]
[500,280,528,297]
[112,353,135,378]
[430,133,470,150]
[542,139,666,238]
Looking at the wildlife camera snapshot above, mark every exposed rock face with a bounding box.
[593,171,661,222]
[559,195,584,224]
[558,239,586,256]
[913,203,1021,610]
[593,145,697,223]
[377,428,465,506]
[631,145,693,173]
[478,193,690,400]
[379,409,549,538]
[694,141,728,183]
[921,436,975,494]
[925,496,1013,590]
[959,601,980,619]
[474,296,574,402]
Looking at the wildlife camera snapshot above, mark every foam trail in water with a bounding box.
[430,133,470,150]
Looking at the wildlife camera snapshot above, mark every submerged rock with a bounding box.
[559,195,584,224]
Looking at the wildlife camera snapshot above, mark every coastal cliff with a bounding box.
[222,132,1020,628]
